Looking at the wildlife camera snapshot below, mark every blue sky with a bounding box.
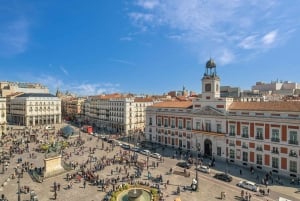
[0,0,300,96]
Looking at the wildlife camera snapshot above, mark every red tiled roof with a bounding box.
[229,101,300,112]
[134,98,154,102]
[151,100,193,108]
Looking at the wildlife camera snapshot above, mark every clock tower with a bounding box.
[201,58,220,99]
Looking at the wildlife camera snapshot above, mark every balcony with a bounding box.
[164,125,168,128]
[289,151,298,158]
[271,137,280,142]
[157,124,161,127]
[242,145,248,149]
[229,133,236,137]
[255,135,264,140]
[171,125,175,129]
[288,140,299,145]
[256,147,263,151]
[229,143,235,147]
[271,150,279,154]
[178,126,183,129]
[241,134,249,138]
[186,127,191,130]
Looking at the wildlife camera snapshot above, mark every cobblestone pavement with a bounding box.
[0,124,299,201]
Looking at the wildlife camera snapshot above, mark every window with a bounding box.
[186,121,191,130]
[149,117,152,125]
[242,126,248,138]
[272,157,279,168]
[290,161,297,173]
[157,118,161,126]
[256,154,262,165]
[178,119,183,129]
[272,147,279,154]
[171,119,175,128]
[289,150,298,157]
[216,123,222,133]
[217,147,221,156]
[164,118,168,127]
[229,149,235,159]
[271,129,280,142]
[256,145,263,151]
[149,128,152,132]
[256,128,264,140]
[229,140,235,146]
[242,142,248,149]
[289,131,298,145]
[196,122,200,130]
[229,125,235,136]
[205,122,211,132]
[242,152,248,162]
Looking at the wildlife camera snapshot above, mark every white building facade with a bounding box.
[9,93,61,126]
[145,59,300,178]
[84,94,155,135]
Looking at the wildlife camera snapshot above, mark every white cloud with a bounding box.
[60,66,69,76]
[120,36,133,41]
[136,0,160,10]
[0,18,29,57]
[128,0,298,64]
[262,30,277,45]
[218,49,235,65]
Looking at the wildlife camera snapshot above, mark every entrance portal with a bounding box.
[204,139,212,157]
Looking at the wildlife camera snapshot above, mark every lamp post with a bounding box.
[16,167,22,201]
[196,142,200,192]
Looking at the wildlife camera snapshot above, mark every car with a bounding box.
[121,144,131,149]
[176,161,192,169]
[196,165,210,173]
[214,173,232,182]
[140,149,151,156]
[131,147,141,152]
[237,180,259,192]
[113,140,122,146]
[151,153,162,159]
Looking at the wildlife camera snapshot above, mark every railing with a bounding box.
[288,140,299,145]
[241,134,249,138]
[256,147,263,151]
[242,145,248,149]
[271,150,279,154]
[255,136,264,140]
[229,133,236,137]
[271,138,280,142]
[289,152,298,157]
[229,143,235,147]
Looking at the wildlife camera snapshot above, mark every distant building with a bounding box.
[252,80,300,96]
[61,97,86,121]
[0,81,49,97]
[0,98,6,137]
[83,94,157,135]
[8,93,61,126]
[220,86,241,98]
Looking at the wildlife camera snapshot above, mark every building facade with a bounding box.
[145,59,300,178]
[84,94,155,135]
[8,93,62,126]
[0,98,6,137]
[0,81,49,97]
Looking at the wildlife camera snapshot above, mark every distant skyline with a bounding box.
[0,0,300,96]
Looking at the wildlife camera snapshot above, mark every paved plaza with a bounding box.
[0,124,299,201]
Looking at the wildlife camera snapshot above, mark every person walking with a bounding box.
[83,180,86,188]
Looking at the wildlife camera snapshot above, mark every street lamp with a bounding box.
[196,142,200,192]
[16,167,22,201]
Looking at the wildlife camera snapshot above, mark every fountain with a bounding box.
[117,188,151,201]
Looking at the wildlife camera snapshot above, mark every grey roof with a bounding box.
[16,93,56,98]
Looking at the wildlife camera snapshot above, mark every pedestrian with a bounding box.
[83,180,86,188]
[54,191,57,200]
[249,193,251,200]
[267,188,270,195]
[240,169,242,175]
[57,183,60,191]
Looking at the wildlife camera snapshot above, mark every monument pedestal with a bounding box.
[44,155,65,178]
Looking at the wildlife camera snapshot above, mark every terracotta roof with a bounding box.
[229,101,300,112]
[151,100,193,108]
[134,97,154,102]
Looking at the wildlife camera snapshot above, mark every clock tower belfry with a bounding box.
[201,58,220,99]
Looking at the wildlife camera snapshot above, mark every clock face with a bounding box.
[205,84,211,92]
